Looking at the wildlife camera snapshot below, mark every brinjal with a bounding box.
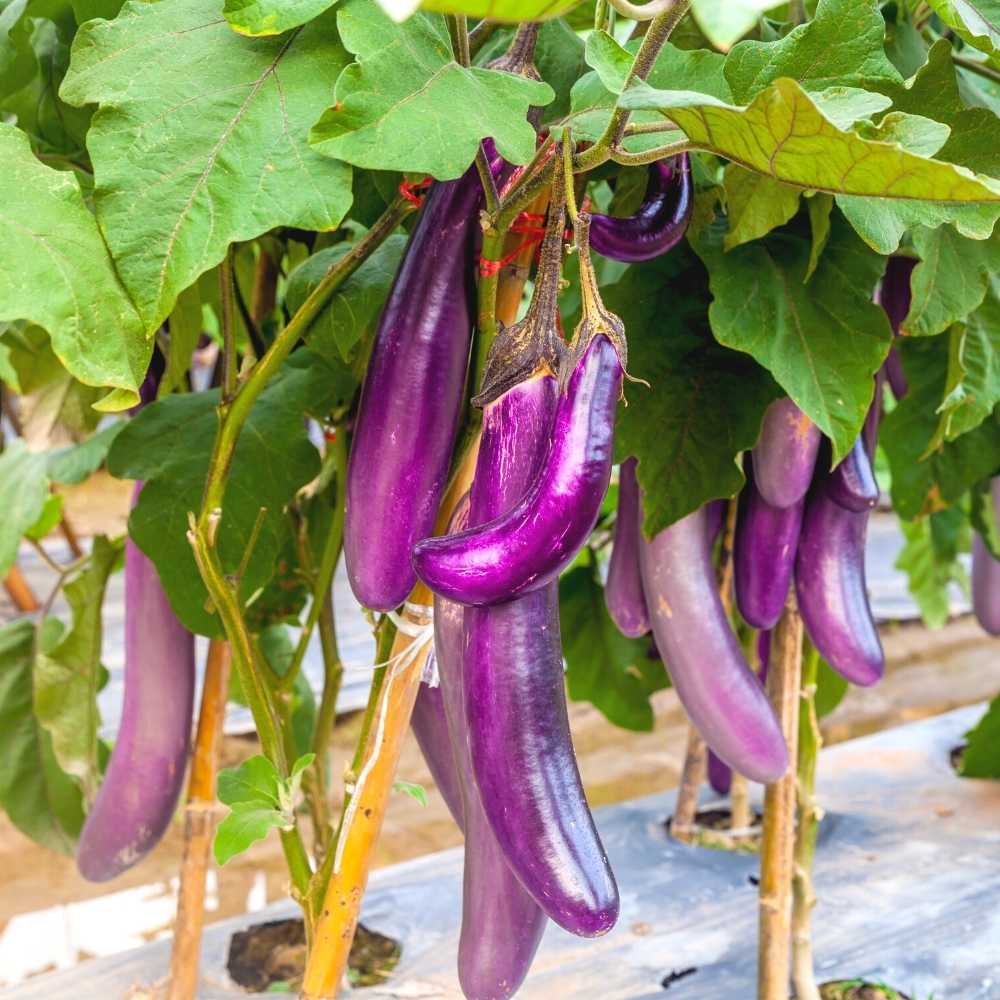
[589,155,693,263]
[734,478,804,631]
[751,397,821,509]
[638,503,788,783]
[972,477,1000,636]
[606,457,650,638]
[877,256,915,400]
[413,213,626,608]
[77,482,195,881]
[410,667,465,830]
[827,435,879,512]
[344,163,485,611]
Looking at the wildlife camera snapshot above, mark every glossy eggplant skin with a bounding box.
[795,477,884,687]
[344,167,482,611]
[589,155,693,263]
[878,256,915,400]
[827,435,879,512]
[410,669,465,831]
[972,477,1000,636]
[638,505,788,783]
[413,335,623,607]
[606,457,650,637]
[464,374,618,937]
[77,482,195,882]
[734,480,804,631]
[751,397,821,510]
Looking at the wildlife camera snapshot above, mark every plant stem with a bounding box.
[788,0,806,26]
[594,0,610,30]
[166,639,232,1000]
[952,51,1000,84]
[447,14,471,66]
[467,19,497,57]
[611,139,694,166]
[791,640,823,1000]
[757,595,803,1000]
[219,247,238,404]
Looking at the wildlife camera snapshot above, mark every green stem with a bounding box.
[610,139,694,166]
[953,51,1000,84]
[468,19,497,57]
[594,0,610,30]
[219,247,237,404]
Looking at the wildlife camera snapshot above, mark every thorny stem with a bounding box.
[757,595,803,1000]
[562,133,580,224]
[467,18,497,57]
[611,139,694,166]
[791,640,823,1000]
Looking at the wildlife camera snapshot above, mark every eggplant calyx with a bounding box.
[486,22,541,80]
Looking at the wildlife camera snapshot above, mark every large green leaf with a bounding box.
[724,0,903,103]
[45,420,126,485]
[961,692,1000,778]
[34,534,121,800]
[924,0,1000,68]
[722,165,801,250]
[0,619,85,855]
[309,0,552,179]
[559,560,666,732]
[0,439,50,578]
[692,215,890,463]
[0,124,146,400]
[419,0,581,20]
[691,0,780,52]
[606,248,781,536]
[882,335,1000,517]
[61,0,354,331]
[223,0,338,36]
[107,350,355,635]
[895,507,969,628]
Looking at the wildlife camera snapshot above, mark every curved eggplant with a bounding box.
[828,435,879,512]
[77,482,195,881]
[344,164,484,611]
[877,256,916,400]
[704,498,726,545]
[972,477,1000,636]
[795,477,884,686]
[606,457,650,638]
[638,504,787,783]
[734,481,804,631]
[751,397,821,509]
[410,669,465,830]
[589,155,693,263]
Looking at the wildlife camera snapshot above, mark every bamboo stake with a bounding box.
[757,594,803,1000]
[729,771,752,831]
[167,639,233,1000]
[3,565,39,612]
[791,642,822,1000]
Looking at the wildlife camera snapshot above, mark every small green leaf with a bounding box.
[923,0,1000,68]
[970,477,1000,558]
[857,112,951,158]
[213,805,289,865]
[960,693,1000,779]
[218,754,283,809]
[418,0,581,22]
[392,780,428,806]
[34,535,122,799]
[559,560,666,732]
[584,29,631,96]
[25,494,63,542]
[310,0,552,179]
[805,193,833,280]
[224,0,338,36]
[289,752,316,787]
[722,165,801,251]
[45,421,126,486]
[690,0,779,51]
[813,656,849,719]
[895,508,969,628]
[0,440,50,578]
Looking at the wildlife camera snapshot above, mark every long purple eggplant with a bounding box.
[827,435,879,512]
[638,503,787,783]
[77,481,195,881]
[433,505,548,999]
[410,669,465,830]
[344,165,484,612]
[589,155,693,263]
[751,397,821,510]
[972,477,1000,636]
[413,213,626,608]
[877,256,915,400]
[606,457,650,637]
[734,478,804,631]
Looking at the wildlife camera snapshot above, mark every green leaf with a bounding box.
[692,214,890,462]
[970,476,1000,558]
[882,336,1000,517]
[960,692,1000,778]
[61,0,354,331]
[218,754,283,808]
[0,339,17,391]
[805,192,833,280]
[856,112,951,158]
[813,655,849,718]
[807,86,892,130]
[924,0,1000,67]
[0,618,85,854]
[0,0,38,99]
[606,247,781,534]
[213,805,288,865]
[584,29,631,95]
[25,493,63,541]
[691,0,779,51]
[34,534,121,799]
[417,0,580,21]
[309,0,552,179]
[559,560,666,732]
[0,124,146,400]
[721,165,801,250]
[0,323,63,395]
[0,439,50,578]
[392,779,427,806]
[161,283,202,398]
[895,507,969,628]
[107,349,354,635]
[620,78,1000,205]
[905,227,1000,337]
[285,234,407,364]
[724,0,903,103]
[224,0,338,36]
[45,420,126,485]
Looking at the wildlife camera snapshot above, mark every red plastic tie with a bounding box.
[399,177,432,206]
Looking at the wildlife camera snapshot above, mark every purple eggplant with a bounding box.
[704,498,726,544]
[638,503,787,783]
[344,165,484,612]
[734,479,804,631]
[77,482,195,881]
[410,670,465,830]
[972,477,1000,636]
[413,213,626,608]
[606,457,650,638]
[589,155,693,263]
[795,478,884,687]
[877,256,915,400]
[751,397,821,510]
[827,435,879,512]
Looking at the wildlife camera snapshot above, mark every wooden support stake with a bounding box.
[3,565,39,612]
[167,639,233,1000]
[757,595,803,1000]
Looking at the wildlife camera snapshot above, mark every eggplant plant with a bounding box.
[3,0,1000,998]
